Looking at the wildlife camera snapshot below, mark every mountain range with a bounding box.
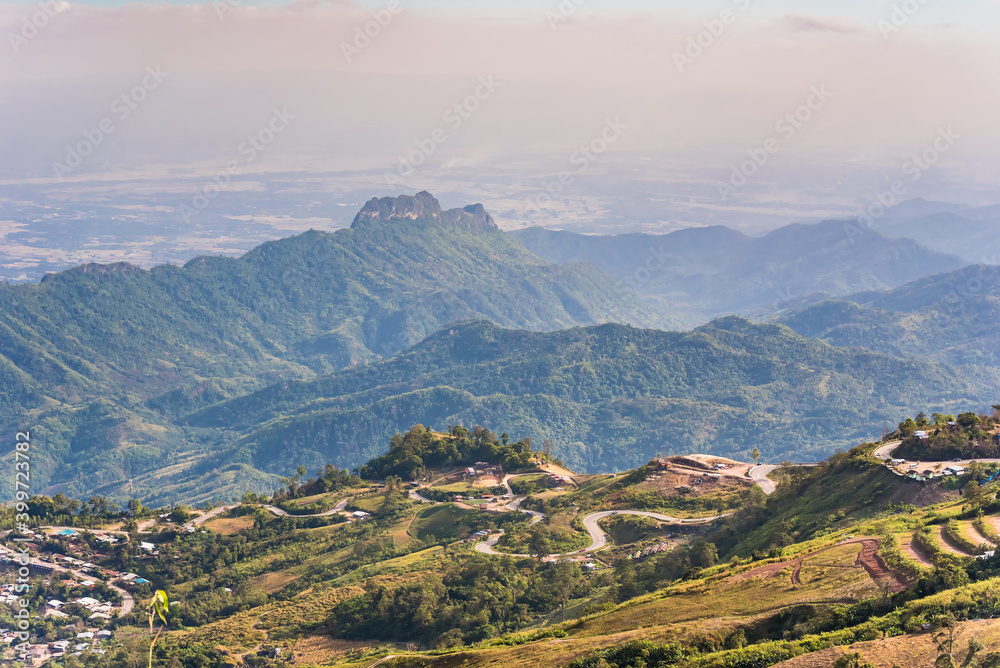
[513,217,967,326]
[0,192,667,502]
[2,192,998,505]
[1,191,662,412]
[781,263,1000,368]
[184,317,998,479]
[868,198,1000,265]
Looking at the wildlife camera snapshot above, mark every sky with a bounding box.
[3,0,999,25]
[1,0,999,233]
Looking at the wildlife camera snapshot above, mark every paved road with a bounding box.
[871,440,1000,470]
[475,509,726,558]
[580,510,727,552]
[748,465,780,495]
[184,495,358,529]
[500,474,515,498]
[503,497,544,525]
[408,488,433,503]
[184,504,237,529]
[872,441,902,460]
[747,462,821,495]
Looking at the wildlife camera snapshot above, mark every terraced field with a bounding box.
[937,525,977,557]
[405,541,893,668]
[967,521,998,549]
[899,532,935,569]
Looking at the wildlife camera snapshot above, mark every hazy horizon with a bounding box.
[2,0,999,278]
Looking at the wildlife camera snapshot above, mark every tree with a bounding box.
[964,482,987,511]
[613,559,640,602]
[543,439,554,460]
[384,475,403,494]
[122,517,139,537]
[253,508,270,531]
[935,613,959,668]
[958,412,982,429]
[528,529,551,562]
[962,637,985,668]
[751,448,760,465]
[550,561,581,622]
[724,628,747,650]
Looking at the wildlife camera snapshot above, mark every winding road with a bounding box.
[183,495,356,530]
[872,440,1000,469]
[748,465,781,495]
[872,441,902,460]
[748,462,821,495]
[475,509,726,558]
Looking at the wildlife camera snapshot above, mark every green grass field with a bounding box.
[408,505,479,541]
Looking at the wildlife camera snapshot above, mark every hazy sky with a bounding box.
[1,0,998,210]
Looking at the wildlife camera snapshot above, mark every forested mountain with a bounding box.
[0,192,669,502]
[187,318,999,478]
[872,198,1000,265]
[4,192,994,506]
[513,220,967,326]
[781,263,1000,368]
[1,191,664,410]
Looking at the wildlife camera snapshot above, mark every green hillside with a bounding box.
[189,317,1000,477]
[19,426,1000,668]
[0,192,668,502]
[0,192,666,411]
[781,264,1000,368]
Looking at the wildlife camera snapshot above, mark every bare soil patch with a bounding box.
[900,533,935,569]
[887,480,958,507]
[937,526,975,557]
